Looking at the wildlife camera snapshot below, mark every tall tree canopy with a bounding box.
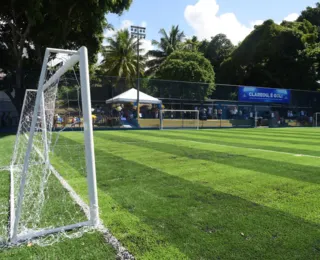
[155,51,215,100]
[146,25,185,75]
[0,0,132,94]
[219,19,319,90]
[298,2,320,38]
[101,29,145,88]
[200,34,234,81]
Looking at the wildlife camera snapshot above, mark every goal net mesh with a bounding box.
[6,51,93,247]
[161,110,199,129]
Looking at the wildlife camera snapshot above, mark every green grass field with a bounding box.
[1,128,320,259]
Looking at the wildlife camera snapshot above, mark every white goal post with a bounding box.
[9,47,99,243]
[314,113,320,127]
[160,109,200,130]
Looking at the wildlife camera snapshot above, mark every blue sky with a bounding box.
[106,0,316,45]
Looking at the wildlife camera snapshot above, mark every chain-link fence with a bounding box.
[1,73,320,130]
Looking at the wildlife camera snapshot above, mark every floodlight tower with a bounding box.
[131,25,146,122]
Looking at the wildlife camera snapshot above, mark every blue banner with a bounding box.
[238,86,291,104]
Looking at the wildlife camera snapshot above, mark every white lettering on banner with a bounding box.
[248,92,283,99]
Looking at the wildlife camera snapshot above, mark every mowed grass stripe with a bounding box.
[131,130,320,156]
[95,132,320,223]
[56,134,320,260]
[196,130,320,146]
[217,128,320,138]
[100,131,320,167]
[203,129,320,142]
[103,131,320,167]
[155,130,320,153]
[52,134,188,259]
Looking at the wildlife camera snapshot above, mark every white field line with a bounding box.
[0,166,10,171]
[186,140,320,159]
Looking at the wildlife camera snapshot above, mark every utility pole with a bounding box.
[131,25,146,123]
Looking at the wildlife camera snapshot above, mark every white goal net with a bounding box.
[160,109,199,130]
[6,47,99,245]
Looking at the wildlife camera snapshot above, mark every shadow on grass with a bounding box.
[0,133,15,139]
[97,132,320,185]
[57,134,320,259]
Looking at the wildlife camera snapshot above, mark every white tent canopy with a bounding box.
[105,88,162,104]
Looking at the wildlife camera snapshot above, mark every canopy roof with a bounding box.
[105,88,162,104]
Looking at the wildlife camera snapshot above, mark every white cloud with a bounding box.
[184,0,301,45]
[283,13,299,22]
[184,0,252,44]
[250,20,264,27]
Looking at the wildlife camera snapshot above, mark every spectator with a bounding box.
[213,109,218,119]
[218,108,222,119]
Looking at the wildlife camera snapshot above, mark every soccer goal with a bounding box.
[313,113,320,127]
[8,47,99,244]
[160,109,199,130]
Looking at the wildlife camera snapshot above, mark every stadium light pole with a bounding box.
[131,25,146,123]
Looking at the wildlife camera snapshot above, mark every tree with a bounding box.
[298,2,320,39]
[146,25,185,75]
[100,29,145,89]
[183,36,200,52]
[0,0,132,111]
[155,51,215,100]
[219,19,320,90]
[200,34,234,81]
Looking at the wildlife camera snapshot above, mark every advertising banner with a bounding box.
[238,86,291,104]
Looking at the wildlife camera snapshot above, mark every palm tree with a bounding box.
[183,36,200,52]
[101,29,145,88]
[146,25,185,75]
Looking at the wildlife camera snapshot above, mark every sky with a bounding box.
[103,0,316,56]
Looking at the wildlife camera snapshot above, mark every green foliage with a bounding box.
[0,0,132,85]
[156,51,215,99]
[0,0,132,113]
[146,25,185,75]
[100,29,145,89]
[220,19,320,90]
[298,2,320,39]
[183,36,200,52]
[200,34,234,81]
